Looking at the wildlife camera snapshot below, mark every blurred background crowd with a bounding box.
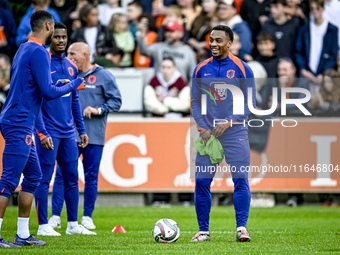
[0,0,339,118]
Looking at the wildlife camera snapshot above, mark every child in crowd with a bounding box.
[285,0,306,24]
[97,0,125,26]
[255,32,280,78]
[228,32,242,57]
[127,0,143,37]
[309,69,340,116]
[157,5,189,43]
[109,13,135,67]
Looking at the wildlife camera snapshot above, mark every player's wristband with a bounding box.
[37,132,48,141]
[72,78,85,90]
[197,126,208,134]
[224,120,238,129]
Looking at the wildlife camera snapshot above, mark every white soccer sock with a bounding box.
[0,218,3,236]
[237,226,246,232]
[17,217,30,239]
[67,221,78,229]
[200,231,209,234]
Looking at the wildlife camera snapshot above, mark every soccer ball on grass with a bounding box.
[152,218,180,243]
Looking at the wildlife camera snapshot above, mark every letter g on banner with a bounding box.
[100,135,153,187]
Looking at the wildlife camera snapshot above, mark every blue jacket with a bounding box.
[36,53,86,140]
[295,22,339,75]
[0,7,16,52]
[233,21,252,59]
[0,37,83,130]
[77,65,122,145]
[16,7,61,46]
[191,52,256,137]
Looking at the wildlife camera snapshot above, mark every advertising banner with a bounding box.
[0,119,339,192]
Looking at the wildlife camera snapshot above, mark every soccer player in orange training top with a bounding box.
[0,11,84,247]
[191,25,255,242]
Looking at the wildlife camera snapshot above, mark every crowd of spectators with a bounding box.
[1,0,340,117]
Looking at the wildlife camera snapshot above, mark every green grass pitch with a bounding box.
[0,206,339,254]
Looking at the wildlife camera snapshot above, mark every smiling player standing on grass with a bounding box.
[34,22,96,237]
[191,25,256,242]
[48,42,122,231]
[0,11,84,248]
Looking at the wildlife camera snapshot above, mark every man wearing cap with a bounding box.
[137,21,197,83]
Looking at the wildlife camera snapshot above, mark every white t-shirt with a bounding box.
[309,20,328,74]
[84,26,98,63]
[97,4,126,26]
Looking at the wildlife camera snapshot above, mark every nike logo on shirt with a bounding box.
[204,73,211,76]
[51,71,56,74]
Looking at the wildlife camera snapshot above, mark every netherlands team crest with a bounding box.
[68,67,74,76]
[88,75,96,84]
[25,135,32,145]
[227,70,235,79]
